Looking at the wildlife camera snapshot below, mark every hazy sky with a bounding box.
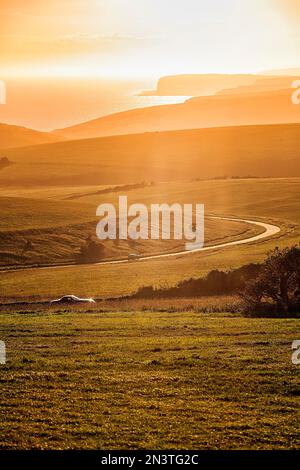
[0,0,299,78]
[0,0,299,131]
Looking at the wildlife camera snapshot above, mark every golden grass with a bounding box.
[0,310,299,449]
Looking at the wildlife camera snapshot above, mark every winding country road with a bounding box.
[1,215,281,274]
[89,215,281,267]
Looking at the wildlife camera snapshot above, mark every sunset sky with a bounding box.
[0,0,299,130]
[0,0,299,78]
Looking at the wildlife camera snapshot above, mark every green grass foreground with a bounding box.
[0,310,299,450]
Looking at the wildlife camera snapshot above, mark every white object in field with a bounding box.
[50,295,96,304]
[128,253,140,261]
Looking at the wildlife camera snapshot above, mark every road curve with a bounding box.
[16,215,276,272]
[90,215,281,267]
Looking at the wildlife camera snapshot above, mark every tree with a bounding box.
[240,246,300,314]
[77,238,105,263]
[21,239,34,256]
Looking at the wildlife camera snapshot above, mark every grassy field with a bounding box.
[0,309,298,450]
[1,133,300,451]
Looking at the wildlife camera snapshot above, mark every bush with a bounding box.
[76,238,105,263]
[133,263,261,299]
[240,245,300,315]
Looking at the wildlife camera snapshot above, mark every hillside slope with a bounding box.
[54,89,300,140]
[0,123,64,149]
[1,123,300,186]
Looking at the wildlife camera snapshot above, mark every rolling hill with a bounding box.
[0,123,64,150]
[53,89,300,141]
[216,76,299,96]
[1,123,300,186]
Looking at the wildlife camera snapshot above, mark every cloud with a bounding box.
[0,33,145,65]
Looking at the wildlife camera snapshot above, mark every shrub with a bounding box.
[76,238,105,263]
[240,245,300,315]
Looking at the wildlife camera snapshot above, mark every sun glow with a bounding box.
[0,0,299,129]
[0,0,299,79]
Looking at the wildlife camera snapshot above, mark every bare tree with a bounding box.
[240,246,300,314]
